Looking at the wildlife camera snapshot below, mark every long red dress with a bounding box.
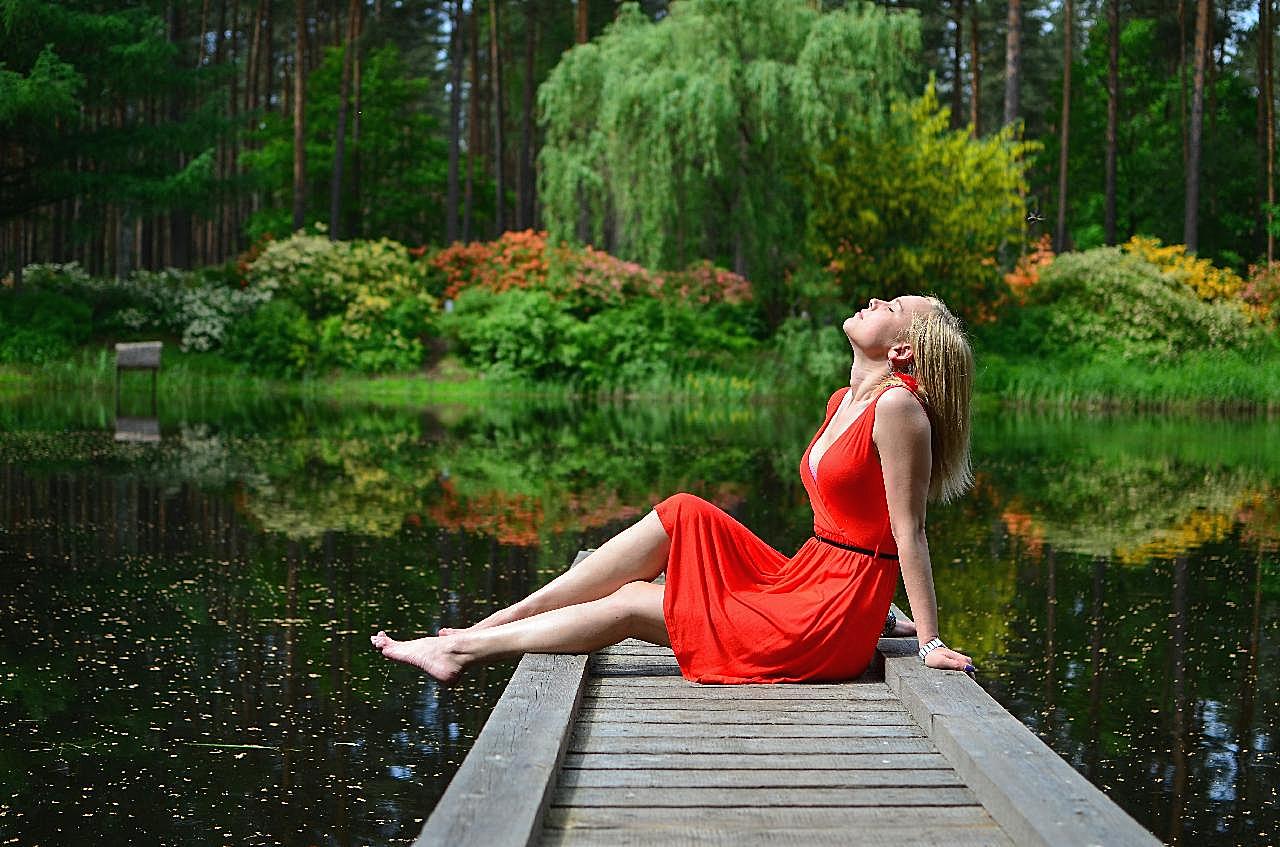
[656,377,918,684]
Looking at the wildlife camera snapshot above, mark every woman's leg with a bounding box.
[375,581,668,684]
[440,509,670,635]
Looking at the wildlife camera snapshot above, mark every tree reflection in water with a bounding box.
[0,395,1277,845]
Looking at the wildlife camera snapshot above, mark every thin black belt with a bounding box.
[813,534,899,561]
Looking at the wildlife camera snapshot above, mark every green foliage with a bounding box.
[242,44,452,243]
[241,229,437,373]
[446,288,578,382]
[446,287,759,387]
[768,316,851,395]
[982,247,1263,364]
[809,83,1035,324]
[539,0,921,315]
[0,0,225,226]
[224,300,319,378]
[0,289,90,364]
[1043,17,1260,265]
[21,262,267,352]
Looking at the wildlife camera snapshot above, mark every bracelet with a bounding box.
[918,637,945,662]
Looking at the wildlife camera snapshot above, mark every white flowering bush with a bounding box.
[21,262,270,352]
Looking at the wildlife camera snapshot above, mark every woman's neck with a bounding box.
[848,359,891,402]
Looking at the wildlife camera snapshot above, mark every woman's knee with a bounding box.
[607,581,669,644]
[608,580,664,617]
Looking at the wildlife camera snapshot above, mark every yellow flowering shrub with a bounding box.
[1121,235,1247,305]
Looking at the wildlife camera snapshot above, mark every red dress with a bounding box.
[656,378,917,684]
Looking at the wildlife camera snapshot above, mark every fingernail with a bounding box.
[964,664,976,674]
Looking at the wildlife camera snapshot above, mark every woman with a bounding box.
[372,294,975,683]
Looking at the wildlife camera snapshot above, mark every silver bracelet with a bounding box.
[918,637,945,662]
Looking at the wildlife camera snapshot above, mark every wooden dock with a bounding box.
[417,551,1160,847]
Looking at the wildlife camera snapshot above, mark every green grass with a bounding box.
[6,340,1280,412]
[977,347,1280,412]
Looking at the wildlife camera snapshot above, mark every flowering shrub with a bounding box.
[1241,261,1280,323]
[432,230,753,313]
[240,230,438,372]
[1003,235,1055,304]
[1017,247,1260,362]
[1121,236,1247,304]
[20,262,267,352]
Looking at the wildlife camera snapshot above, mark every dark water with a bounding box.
[1,388,1277,845]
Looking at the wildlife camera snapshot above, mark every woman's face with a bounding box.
[842,295,933,354]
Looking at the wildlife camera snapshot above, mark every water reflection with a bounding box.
[1,395,1278,845]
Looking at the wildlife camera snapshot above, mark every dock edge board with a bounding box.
[880,604,1162,847]
[414,551,594,847]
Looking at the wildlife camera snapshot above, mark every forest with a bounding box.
[2,0,1279,404]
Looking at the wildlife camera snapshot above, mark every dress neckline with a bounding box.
[807,387,874,481]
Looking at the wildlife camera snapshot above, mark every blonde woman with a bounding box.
[372,294,976,682]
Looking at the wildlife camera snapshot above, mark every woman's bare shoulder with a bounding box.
[875,386,929,430]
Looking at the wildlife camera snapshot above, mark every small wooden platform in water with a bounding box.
[417,551,1160,847]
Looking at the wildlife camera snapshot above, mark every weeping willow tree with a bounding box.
[538,0,921,316]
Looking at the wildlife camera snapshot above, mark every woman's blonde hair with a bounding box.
[885,296,974,503]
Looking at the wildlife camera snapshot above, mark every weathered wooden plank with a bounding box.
[583,685,901,706]
[581,695,907,711]
[544,806,997,830]
[880,606,1161,847]
[591,664,685,678]
[596,644,675,656]
[563,752,955,770]
[587,678,895,697]
[568,736,934,755]
[577,707,914,725]
[115,341,162,369]
[557,767,965,789]
[539,825,1013,847]
[580,722,921,739]
[574,725,924,747]
[551,785,979,808]
[415,551,593,847]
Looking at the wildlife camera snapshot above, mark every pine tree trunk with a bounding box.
[490,0,506,235]
[1184,0,1209,252]
[330,0,358,240]
[1055,0,1072,252]
[293,0,309,231]
[1267,0,1275,262]
[447,0,465,243]
[951,0,966,130]
[1179,0,1188,168]
[1104,0,1119,245]
[464,4,479,241]
[349,1,363,238]
[518,1,536,230]
[170,1,193,268]
[576,0,588,43]
[969,0,981,137]
[1003,0,1021,127]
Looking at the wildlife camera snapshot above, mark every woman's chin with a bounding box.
[841,318,862,347]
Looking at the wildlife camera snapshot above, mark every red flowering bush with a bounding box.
[431,230,752,313]
[1003,234,1055,304]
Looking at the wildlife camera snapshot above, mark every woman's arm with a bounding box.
[874,389,973,672]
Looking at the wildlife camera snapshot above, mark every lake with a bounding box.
[1,387,1277,845]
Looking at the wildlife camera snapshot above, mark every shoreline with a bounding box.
[3,346,1279,413]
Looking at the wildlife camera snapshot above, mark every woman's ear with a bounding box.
[888,342,915,372]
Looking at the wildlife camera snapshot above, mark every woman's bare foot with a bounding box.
[371,631,466,685]
[890,618,918,638]
[437,626,468,637]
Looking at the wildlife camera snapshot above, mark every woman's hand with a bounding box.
[924,645,976,675]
